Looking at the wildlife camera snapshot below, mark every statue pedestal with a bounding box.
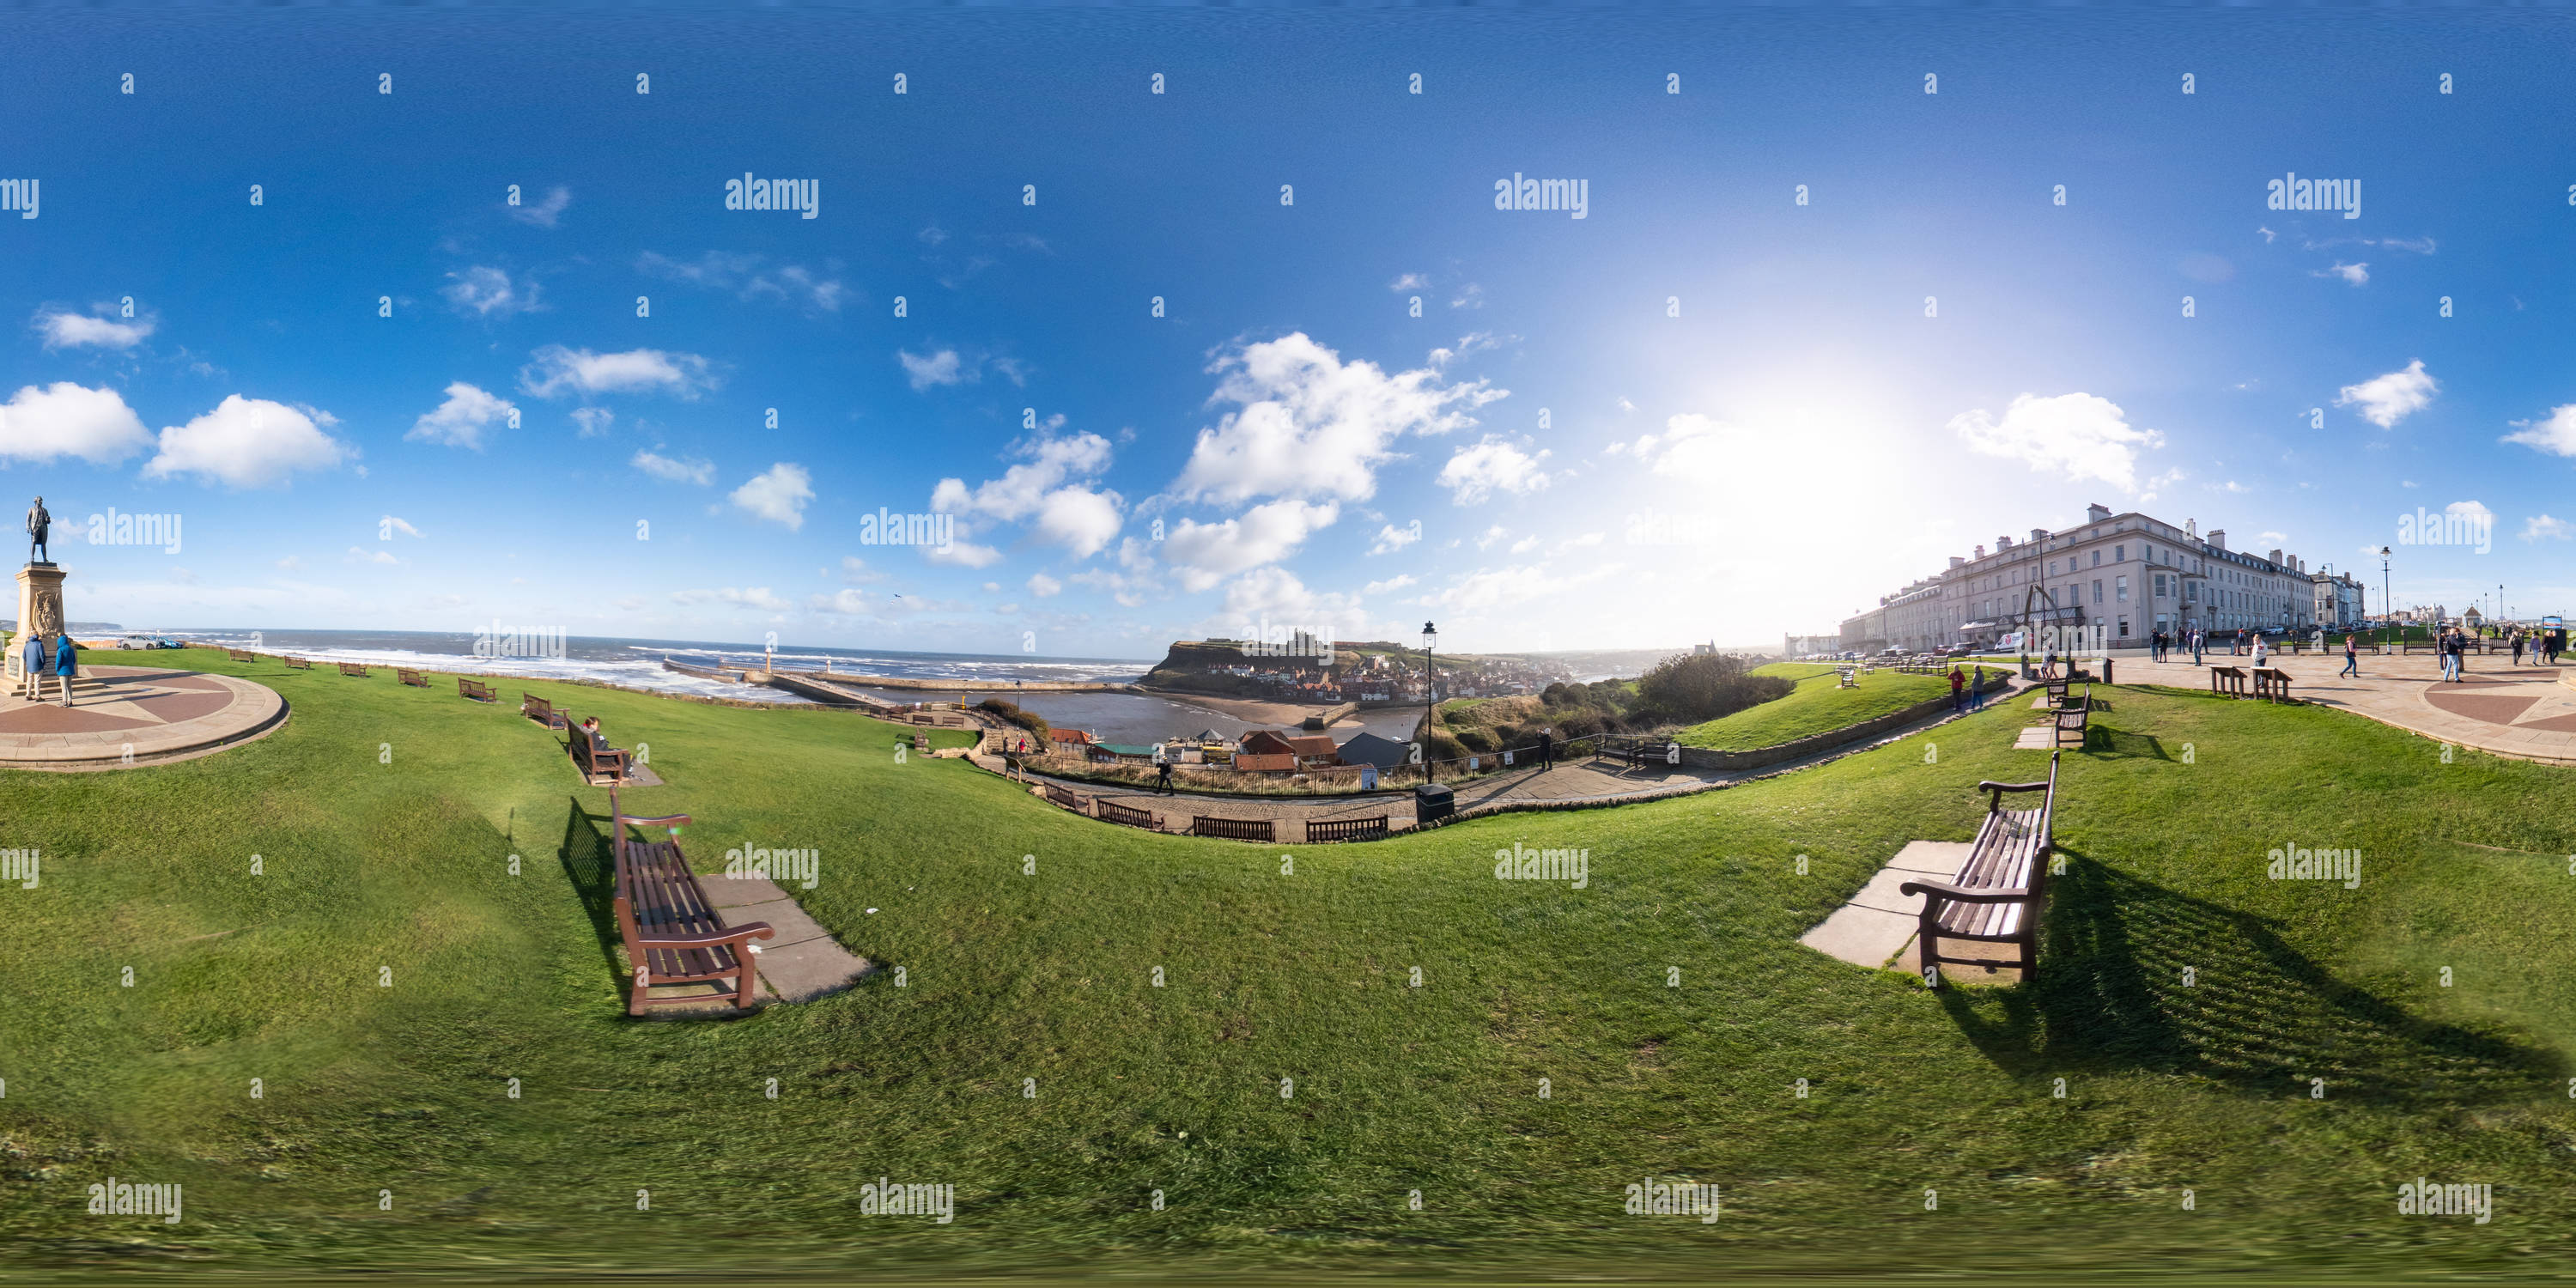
[9,562,64,682]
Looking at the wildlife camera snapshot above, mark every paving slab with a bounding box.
[2013,725,2058,750]
[1798,841,1971,969]
[640,873,872,1016]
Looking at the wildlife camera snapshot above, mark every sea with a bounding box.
[161,628,1421,746]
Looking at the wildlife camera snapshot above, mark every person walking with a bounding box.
[2251,634,2269,668]
[1155,757,1175,795]
[50,629,78,708]
[1948,665,1965,713]
[17,629,43,702]
[2512,632,2526,667]
[1970,665,1987,709]
[2340,632,2360,677]
[2190,629,2203,666]
[1539,728,1555,771]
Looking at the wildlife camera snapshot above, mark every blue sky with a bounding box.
[4,9,2573,655]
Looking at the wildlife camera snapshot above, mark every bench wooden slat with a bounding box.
[1308,816,1389,843]
[1190,814,1274,841]
[1899,749,2060,988]
[1098,799,1161,830]
[608,792,773,1014]
[459,677,495,701]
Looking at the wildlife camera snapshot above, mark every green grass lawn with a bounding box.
[1674,664,1953,751]
[7,649,2576,1279]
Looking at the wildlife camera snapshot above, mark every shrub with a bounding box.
[975,698,1050,736]
[1633,653,1793,726]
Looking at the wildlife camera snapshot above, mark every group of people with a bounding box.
[2147,629,2228,665]
[15,628,79,706]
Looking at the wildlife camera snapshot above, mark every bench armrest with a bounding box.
[634,921,775,948]
[1977,780,2049,793]
[1899,878,2032,904]
[625,813,690,829]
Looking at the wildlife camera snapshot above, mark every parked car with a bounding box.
[115,635,181,650]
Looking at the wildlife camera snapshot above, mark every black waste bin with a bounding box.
[1414,781,1455,825]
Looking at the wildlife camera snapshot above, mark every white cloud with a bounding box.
[2336,360,2437,429]
[899,348,968,391]
[276,556,301,569]
[1510,534,1540,554]
[519,346,714,399]
[809,588,872,615]
[639,251,844,312]
[145,395,352,488]
[1364,573,1417,595]
[442,265,544,318]
[382,515,422,538]
[729,462,814,531]
[0,382,152,464]
[632,448,714,484]
[571,407,615,438]
[1475,525,1507,551]
[2502,404,2576,457]
[1948,393,2164,491]
[1209,567,1380,643]
[1367,522,1421,556]
[671,586,792,611]
[1437,436,1552,504]
[507,185,571,228]
[927,540,1002,568]
[345,546,397,565]
[1163,499,1340,592]
[933,430,1121,557]
[1033,486,1123,559]
[839,556,888,584]
[34,307,155,350]
[1172,331,1505,505]
[2520,514,2573,542]
[2314,261,2369,287]
[1027,573,1062,598]
[407,381,516,449]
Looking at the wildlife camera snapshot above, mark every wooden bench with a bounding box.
[458,677,495,702]
[282,655,310,670]
[1191,815,1275,841]
[570,720,631,785]
[397,667,428,688]
[2043,677,2071,708]
[523,693,567,729]
[1307,816,1388,843]
[2053,684,2091,748]
[1097,799,1162,831]
[1899,749,2061,989]
[1042,782,1091,813]
[605,789,775,1016]
[2252,666,2294,702]
[2208,665,2249,698]
[227,649,257,662]
[337,661,370,677]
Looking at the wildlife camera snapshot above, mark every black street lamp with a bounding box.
[1421,621,1438,782]
[2379,546,2392,643]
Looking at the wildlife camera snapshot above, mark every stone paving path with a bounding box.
[0,665,287,767]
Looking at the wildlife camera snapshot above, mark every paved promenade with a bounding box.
[2121,649,2576,763]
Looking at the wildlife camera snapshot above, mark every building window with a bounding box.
[2115,544,2124,562]
[2093,579,2104,605]
[2092,550,2102,568]
[2117,575,2129,603]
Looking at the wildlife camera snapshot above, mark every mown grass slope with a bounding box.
[4,650,2575,1279]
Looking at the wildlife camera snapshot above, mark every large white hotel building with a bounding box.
[1837,503,2366,654]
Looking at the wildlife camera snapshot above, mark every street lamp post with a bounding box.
[2379,546,2392,645]
[1421,622,1438,784]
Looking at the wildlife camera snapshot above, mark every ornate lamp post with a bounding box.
[2379,546,2392,645]
[1421,621,1438,783]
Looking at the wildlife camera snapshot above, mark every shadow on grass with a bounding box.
[1940,854,2562,1106]
[2086,725,2169,761]
[556,795,624,988]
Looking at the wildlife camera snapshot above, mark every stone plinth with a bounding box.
[7,562,64,683]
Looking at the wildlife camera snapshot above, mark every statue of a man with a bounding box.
[26,495,48,563]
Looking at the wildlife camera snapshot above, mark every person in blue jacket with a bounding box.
[52,630,77,708]
[18,629,43,702]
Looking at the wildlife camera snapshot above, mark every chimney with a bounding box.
[2186,518,2198,538]
[2087,502,2111,523]
[1974,544,1987,559]
[2269,548,2284,566]
[2031,527,2049,545]
[2208,529,2227,550]
[1948,556,1965,569]
[1997,535,2013,550]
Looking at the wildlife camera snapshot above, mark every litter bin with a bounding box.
[2102,659,2114,685]
[1414,781,1455,826]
